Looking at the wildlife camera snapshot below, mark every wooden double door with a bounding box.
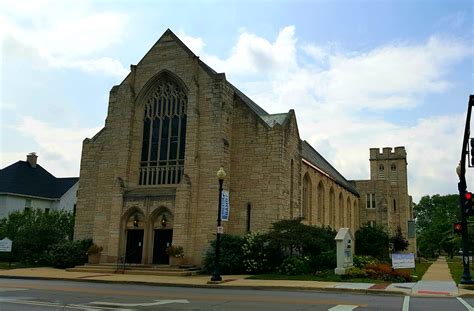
[153,229,173,264]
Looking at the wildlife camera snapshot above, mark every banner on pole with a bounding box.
[221,190,230,221]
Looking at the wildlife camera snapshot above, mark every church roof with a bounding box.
[301,141,359,196]
[260,113,289,126]
[0,161,78,199]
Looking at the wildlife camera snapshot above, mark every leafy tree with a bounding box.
[414,194,459,258]
[390,226,409,252]
[355,225,389,260]
[0,209,74,263]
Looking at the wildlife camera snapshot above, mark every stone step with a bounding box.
[66,264,200,277]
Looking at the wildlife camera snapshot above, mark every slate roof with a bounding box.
[0,161,79,199]
[301,141,359,196]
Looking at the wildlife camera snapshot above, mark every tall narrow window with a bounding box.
[317,181,324,223]
[329,187,335,228]
[302,174,311,219]
[390,163,397,184]
[338,193,343,227]
[290,159,294,217]
[139,80,187,185]
[366,193,376,209]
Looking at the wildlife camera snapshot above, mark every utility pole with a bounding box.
[457,95,474,284]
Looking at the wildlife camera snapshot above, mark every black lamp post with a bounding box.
[211,167,226,282]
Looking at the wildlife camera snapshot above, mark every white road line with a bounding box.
[457,297,474,311]
[90,299,190,307]
[0,298,134,311]
[402,296,410,311]
[327,305,358,311]
[0,287,27,292]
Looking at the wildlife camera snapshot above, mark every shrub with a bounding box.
[241,232,276,273]
[364,263,412,282]
[343,267,369,279]
[353,255,378,268]
[310,250,336,271]
[277,256,311,275]
[86,244,103,255]
[390,226,409,253]
[355,225,389,260]
[203,234,245,274]
[165,245,184,258]
[0,209,74,264]
[46,239,92,269]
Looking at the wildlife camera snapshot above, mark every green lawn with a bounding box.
[247,261,432,283]
[446,256,474,285]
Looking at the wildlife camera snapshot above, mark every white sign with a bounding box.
[392,253,415,269]
[221,190,230,221]
[0,238,12,252]
[217,226,224,234]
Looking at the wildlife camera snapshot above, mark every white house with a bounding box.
[0,153,79,219]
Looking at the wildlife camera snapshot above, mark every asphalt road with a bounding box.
[0,278,474,310]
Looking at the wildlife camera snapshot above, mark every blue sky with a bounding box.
[0,0,472,202]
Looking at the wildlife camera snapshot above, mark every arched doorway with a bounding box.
[151,207,174,264]
[123,209,145,264]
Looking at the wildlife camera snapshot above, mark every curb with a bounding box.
[0,274,407,296]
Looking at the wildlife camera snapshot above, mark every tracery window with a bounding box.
[390,163,397,184]
[139,80,187,185]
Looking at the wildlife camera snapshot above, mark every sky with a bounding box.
[0,0,472,203]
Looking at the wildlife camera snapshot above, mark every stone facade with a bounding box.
[74,29,413,266]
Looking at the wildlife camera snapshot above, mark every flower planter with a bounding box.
[170,257,184,267]
[88,253,101,264]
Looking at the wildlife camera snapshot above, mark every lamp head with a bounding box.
[217,167,226,181]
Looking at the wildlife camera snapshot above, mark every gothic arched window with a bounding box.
[378,164,385,179]
[302,174,311,219]
[139,79,187,185]
[317,181,324,223]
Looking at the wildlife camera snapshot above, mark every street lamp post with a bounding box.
[211,167,226,282]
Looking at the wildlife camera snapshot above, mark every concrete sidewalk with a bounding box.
[0,257,471,297]
[412,256,459,297]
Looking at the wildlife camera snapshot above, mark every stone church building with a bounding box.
[74,29,415,266]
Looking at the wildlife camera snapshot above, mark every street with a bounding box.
[0,278,474,310]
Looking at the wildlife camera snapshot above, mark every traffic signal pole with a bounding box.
[458,95,474,284]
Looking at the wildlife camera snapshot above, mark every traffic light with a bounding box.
[454,222,463,234]
[464,192,474,216]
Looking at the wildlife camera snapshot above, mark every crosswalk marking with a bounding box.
[457,297,474,311]
[402,296,410,311]
[328,305,358,310]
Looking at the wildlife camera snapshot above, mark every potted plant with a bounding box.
[86,243,103,264]
[166,245,184,267]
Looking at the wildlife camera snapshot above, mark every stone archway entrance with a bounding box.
[125,229,144,263]
[153,229,173,264]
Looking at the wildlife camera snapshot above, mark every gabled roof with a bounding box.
[301,141,359,196]
[0,161,79,199]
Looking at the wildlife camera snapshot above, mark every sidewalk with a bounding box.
[0,257,471,297]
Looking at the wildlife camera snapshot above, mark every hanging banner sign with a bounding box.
[221,190,230,221]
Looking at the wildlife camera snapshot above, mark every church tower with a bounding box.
[353,146,416,254]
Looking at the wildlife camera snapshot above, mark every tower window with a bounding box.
[378,164,385,179]
[366,193,376,209]
[390,163,397,184]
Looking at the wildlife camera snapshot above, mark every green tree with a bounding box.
[0,209,74,263]
[390,226,409,252]
[355,225,389,260]
[414,194,459,258]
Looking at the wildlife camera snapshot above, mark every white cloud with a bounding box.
[198,26,297,75]
[7,116,102,176]
[176,27,471,202]
[0,1,129,78]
